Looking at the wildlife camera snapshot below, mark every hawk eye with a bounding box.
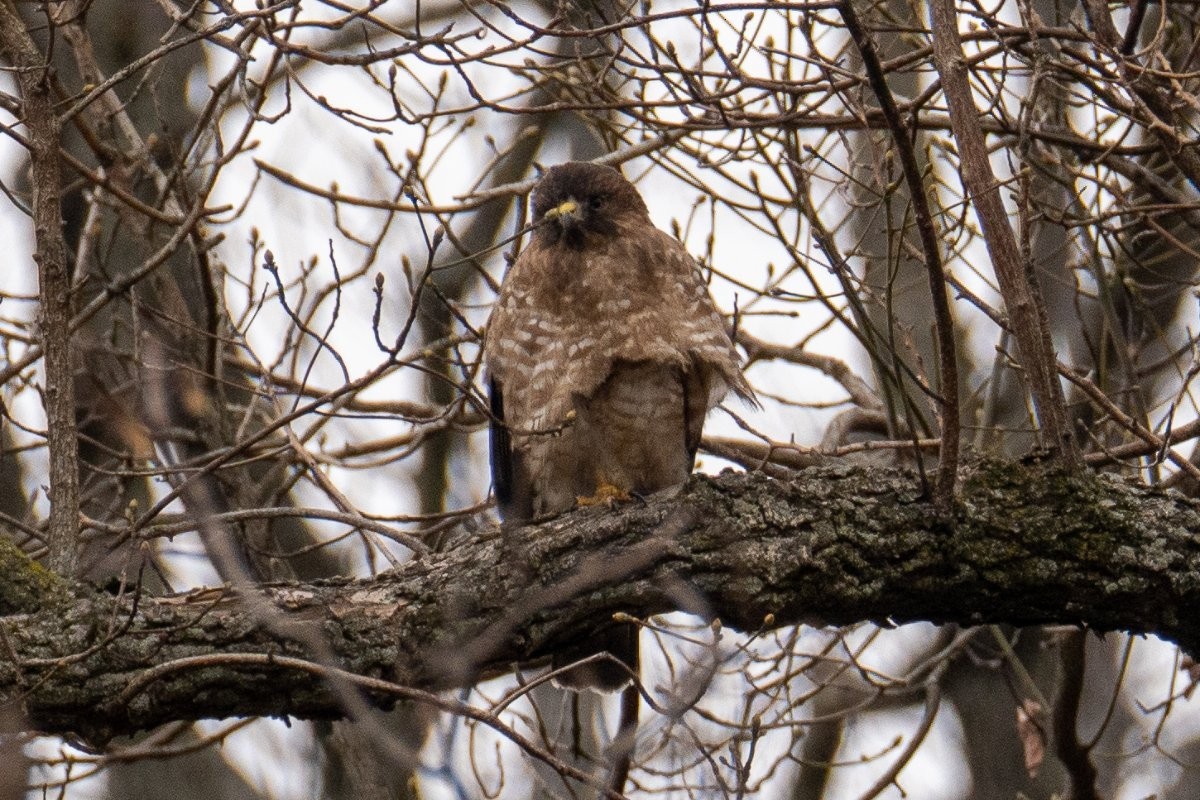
[589,195,605,210]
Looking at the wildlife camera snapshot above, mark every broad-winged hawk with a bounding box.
[483,161,753,688]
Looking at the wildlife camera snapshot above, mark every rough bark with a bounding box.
[2,461,1199,746]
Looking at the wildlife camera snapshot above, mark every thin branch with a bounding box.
[0,1,80,575]
[838,0,962,509]
[1054,631,1100,800]
[927,0,1080,467]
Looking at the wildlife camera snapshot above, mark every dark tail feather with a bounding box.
[552,625,638,692]
[607,682,639,795]
[551,626,640,795]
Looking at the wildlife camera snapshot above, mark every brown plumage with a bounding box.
[483,161,753,689]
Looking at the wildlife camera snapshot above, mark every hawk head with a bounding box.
[531,162,649,249]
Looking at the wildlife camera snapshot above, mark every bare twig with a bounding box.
[838,0,962,508]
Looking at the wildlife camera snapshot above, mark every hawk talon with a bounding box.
[577,483,632,508]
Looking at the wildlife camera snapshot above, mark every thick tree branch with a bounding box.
[2,463,1199,745]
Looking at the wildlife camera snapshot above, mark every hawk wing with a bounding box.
[488,376,531,523]
[683,367,709,464]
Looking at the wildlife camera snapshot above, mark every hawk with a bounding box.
[483,161,754,689]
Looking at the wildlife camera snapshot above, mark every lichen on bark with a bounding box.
[0,536,70,615]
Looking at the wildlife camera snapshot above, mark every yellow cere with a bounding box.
[546,199,579,219]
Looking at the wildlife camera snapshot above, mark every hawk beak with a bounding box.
[545,198,579,222]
